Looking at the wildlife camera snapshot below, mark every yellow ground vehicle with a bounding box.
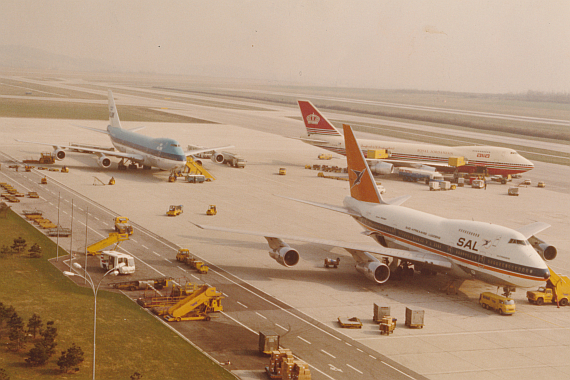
[61,166,69,173]
[527,269,570,306]
[318,153,332,160]
[537,181,546,188]
[176,249,209,274]
[155,284,223,322]
[206,205,217,215]
[40,177,47,185]
[278,168,286,175]
[114,216,134,235]
[108,177,115,185]
[166,205,183,216]
[479,292,516,315]
[23,152,55,165]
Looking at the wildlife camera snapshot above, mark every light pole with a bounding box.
[64,263,123,380]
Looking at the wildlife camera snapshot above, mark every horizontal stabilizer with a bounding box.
[516,222,551,239]
[72,124,109,135]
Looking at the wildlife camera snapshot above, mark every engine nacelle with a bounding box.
[97,155,112,168]
[211,152,226,164]
[355,261,391,284]
[529,236,557,261]
[368,161,394,175]
[53,148,66,161]
[269,246,300,267]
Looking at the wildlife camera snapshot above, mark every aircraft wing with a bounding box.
[193,223,452,269]
[14,139,145,161]
[184,145,235,157]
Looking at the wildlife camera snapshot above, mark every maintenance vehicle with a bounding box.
[99,250,135,274]
[154,284,223,322]
[278,168,286,175]
[479,292,516,314]
[167,205,183,216]
[527,270,570,306]
[176,248,209,274]
[114,216,134,235]
[111,278,170,291]
[206,205,217,216]
[23,152,55,165]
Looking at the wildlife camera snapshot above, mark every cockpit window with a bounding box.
[171,144,180,148]
[508,238,528,245]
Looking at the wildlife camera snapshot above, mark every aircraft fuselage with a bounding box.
[108,126,186,171]
[343,196,549,288]
[304,135,534,176]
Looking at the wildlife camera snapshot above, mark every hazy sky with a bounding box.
[2,1,569,93]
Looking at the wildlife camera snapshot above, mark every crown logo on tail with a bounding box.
[306,113,320,125]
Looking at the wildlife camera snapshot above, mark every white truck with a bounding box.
[99,250,135,274]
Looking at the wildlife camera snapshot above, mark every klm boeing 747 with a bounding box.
[16,90,232,177]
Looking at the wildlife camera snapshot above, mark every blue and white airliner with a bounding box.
[16,90,232,174]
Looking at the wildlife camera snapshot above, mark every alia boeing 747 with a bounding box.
[16,90,232,176]
[297,101,534,176]
[196,124,554,294]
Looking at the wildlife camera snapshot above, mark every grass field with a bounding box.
[0,209,234,380]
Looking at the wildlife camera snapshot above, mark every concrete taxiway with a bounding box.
[1,80,569,380]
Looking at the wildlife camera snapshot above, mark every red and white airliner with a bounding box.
[297,100,534,176]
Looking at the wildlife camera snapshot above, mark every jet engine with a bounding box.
[355,261,390,284]
[53,148,66,160]
[97,155,112,168]
[211,152,227,164]
[368,161,394,175]
[529,236,557,261]
[269,245,300,267]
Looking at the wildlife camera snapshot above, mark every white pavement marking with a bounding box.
[131,238,138,243]
[191,274,199,280]
[297,336,311,345]
[236,301,248,308]
[255,312,267,319]
[381,361,417,379]
[321,349,336,359]
[274,323,288,331]
[356,348,363,353]
[345,342,352,346]
[152,251,160,256]
[164,258,172,263]
[346,364,363,374]
[328,364,343,372]
[369,355,376,360]
[212,270,342,341]
[142,245,148,249]
[177,266,187,272]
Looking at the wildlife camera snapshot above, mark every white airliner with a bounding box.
[16,90,232,173]
[297,101,534,176]
[196,124,554,293]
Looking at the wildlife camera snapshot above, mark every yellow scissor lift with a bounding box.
[153,284,223,322]
[86,232,130,255]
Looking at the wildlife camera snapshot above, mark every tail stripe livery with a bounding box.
[343,124,384,204]
[108,90,122,129]
[298,100,342,137]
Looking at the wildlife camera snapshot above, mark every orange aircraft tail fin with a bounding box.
[343,124,384,204]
